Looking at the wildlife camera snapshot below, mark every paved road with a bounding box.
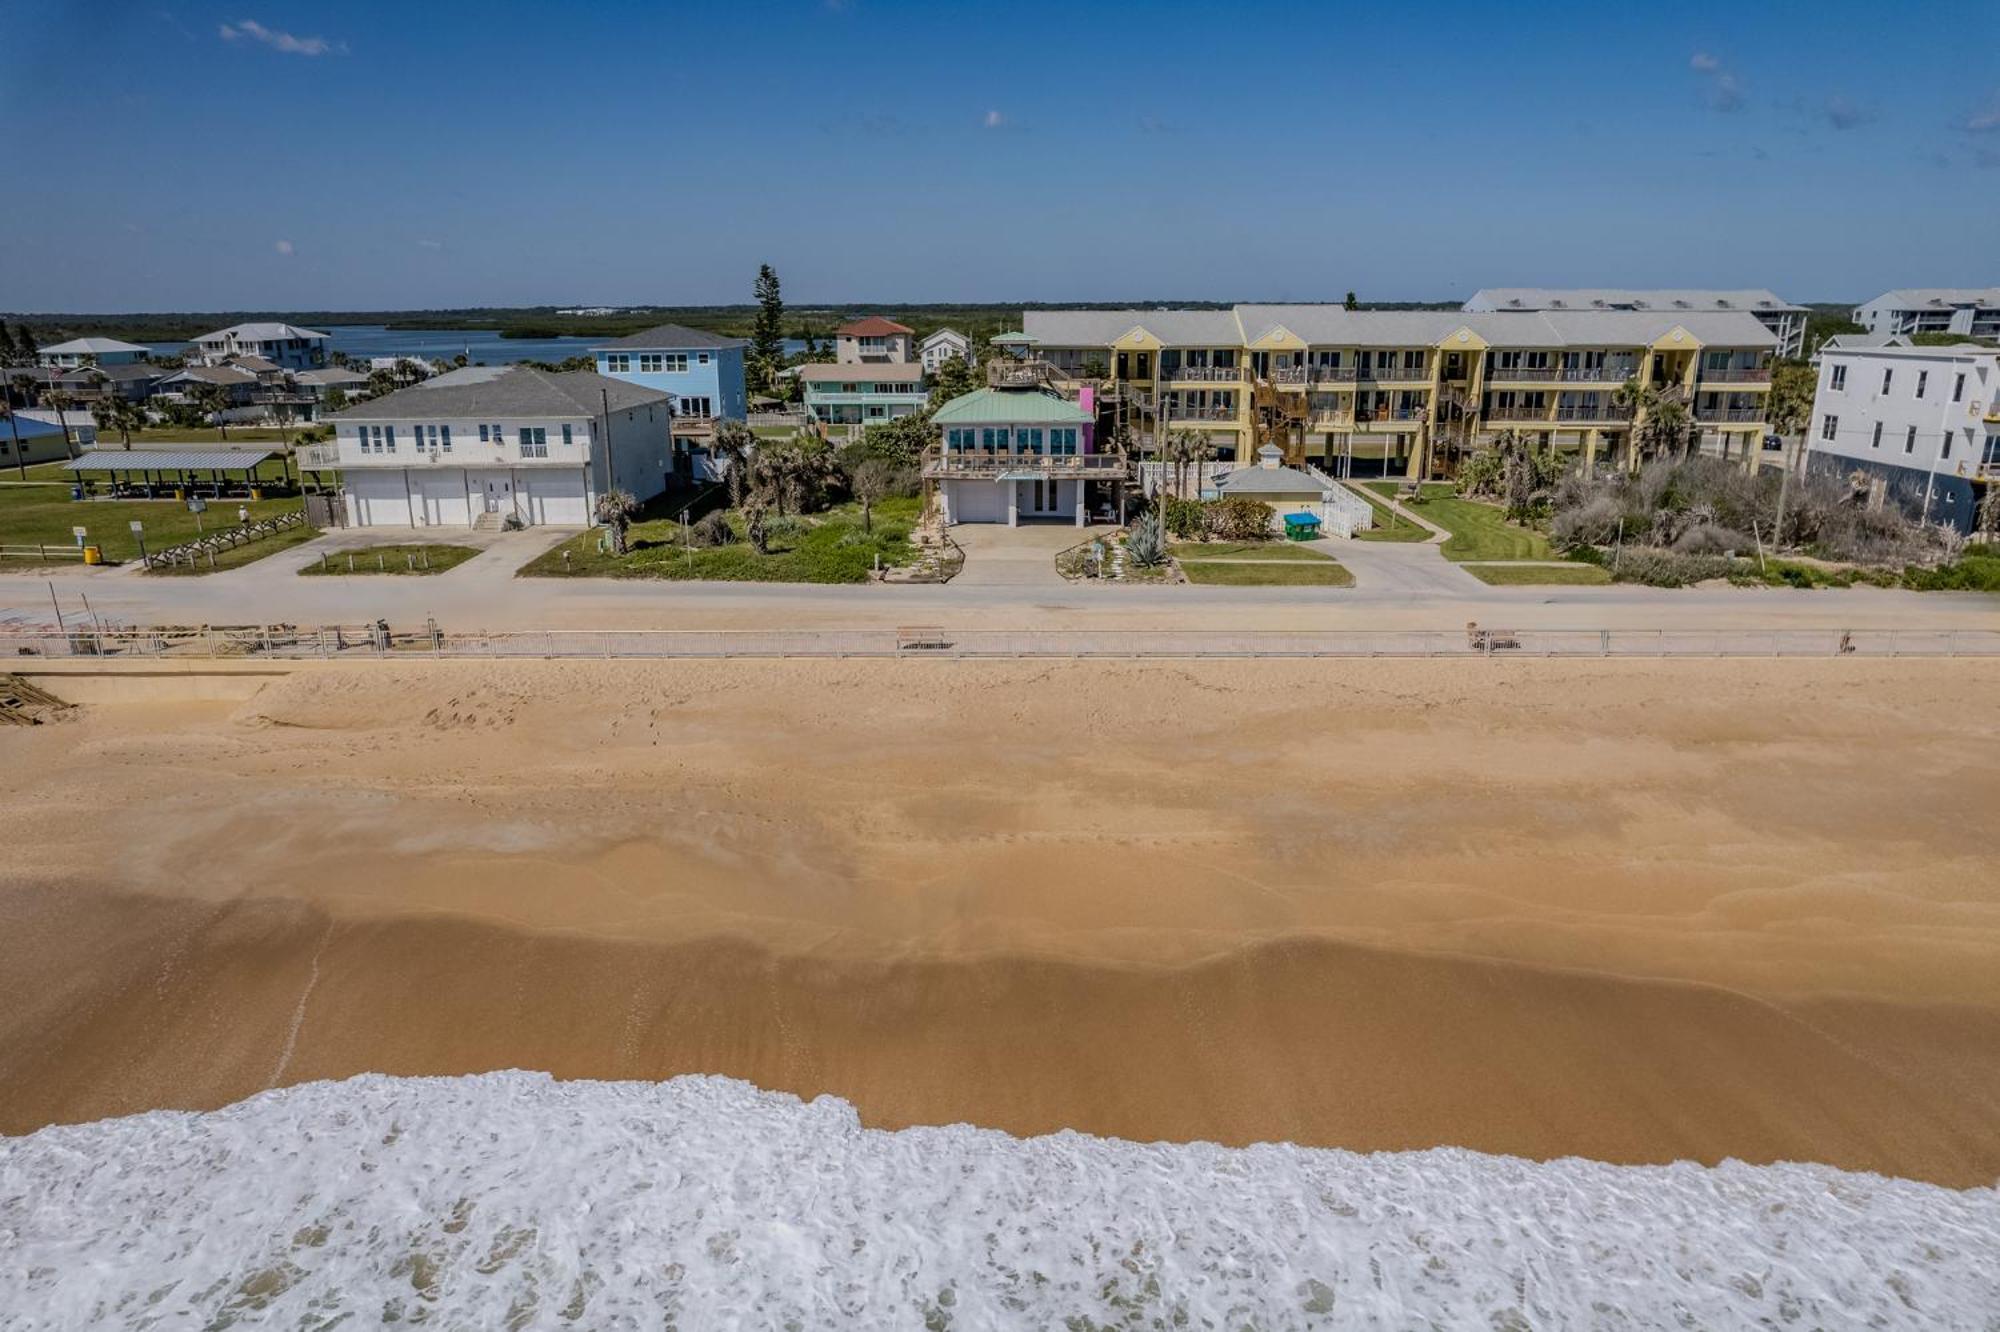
[5,524,1995,633]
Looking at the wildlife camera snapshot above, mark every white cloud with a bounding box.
[1688,51,1743,113]
[1965,90,2000,133]
[273,239,294,256]
[417,239,443,250]
[983,109,1005,129]
[1689,52,1720,72]
[220,19,345,56]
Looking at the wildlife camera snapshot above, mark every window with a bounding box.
[561,424,573,447]
[605,354,630,373]
[1830,364,1847,390]
[1953,374,1965,403]
[520,427,547,458]
[1051,427,1078,454]
[440,425,451,452]
[1019,428,1044,453]
[638,354,662,373]
[982,427,1008,450]
[1871,422,1882,449]
[1881,368,1893,394]
[1915,371,1928,398]
[1905,425,1917,454]
[491,423,502,443]
[1820,414,1838,442]
[478,424,490,443]
[947,428,973,449]
[678,396,713,418]
[1942,431,1953,461]
[698,352,710,365]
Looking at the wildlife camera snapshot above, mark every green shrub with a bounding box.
[1163,497,1209,540]
[1125,513,1165,567]
[1208,496,1276,542]
[1902,553,2000,591]
[691,510,734,547]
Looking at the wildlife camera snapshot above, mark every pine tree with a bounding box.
[1344,291,1358,311]
[751,264,785,390]
[15,324,37,362]
[0,322,15,365]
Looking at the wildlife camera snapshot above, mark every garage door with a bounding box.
[949,480,1004,524]
[413,471,469,527]
[519,469,589,526]
[346,470,408,527]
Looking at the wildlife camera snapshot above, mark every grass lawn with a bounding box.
[1349,487,1432,543]
[1462,562,1613,586]
[146,523,321,575]
[299,544,481,576]
[1166,540,1333,562]
[1364,482,1551,561]
[521,495,922,583]
[1178,559,1354,587]
[0,481,307,565]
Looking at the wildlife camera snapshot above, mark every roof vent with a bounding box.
[1549,299,1567,309]
[1672,299,1690,308]
[1716,299,1732,308]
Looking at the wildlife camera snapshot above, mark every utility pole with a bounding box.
[600,387,617,496]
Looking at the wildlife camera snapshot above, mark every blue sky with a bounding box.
[3,0,1997,311]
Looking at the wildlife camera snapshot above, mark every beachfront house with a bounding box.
[38,336,153,368]
[920,328,973,373]
[190,322,331,370]
[593,324,748,448]
[924,384,1126,526]
[318,365,674,529]
[1805,343,2000,535]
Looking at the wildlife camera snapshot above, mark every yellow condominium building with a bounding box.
[1020,305,1777,478]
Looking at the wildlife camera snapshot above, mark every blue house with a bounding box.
[592,324,748,449]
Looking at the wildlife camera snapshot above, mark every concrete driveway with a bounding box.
[948,522,1095,587]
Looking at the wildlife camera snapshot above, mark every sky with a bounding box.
[2,0,1998,312]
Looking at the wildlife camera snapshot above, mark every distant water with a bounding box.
[4,1071,1995,1329]
[144,326,807,365]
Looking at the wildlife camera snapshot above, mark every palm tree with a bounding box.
[710,419,756,510]
[595,489,640,555]
[1,399,26,480]
[42,389,79,459]
[191,382,233,439]
[365,369,397,399]
[95,393,145,447]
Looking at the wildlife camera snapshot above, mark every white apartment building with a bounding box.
[1852,289,2000,343]
[1465,289,1808,359]
[190,322,331,370]
[1805,344,2000,534]
[318,366,674,528]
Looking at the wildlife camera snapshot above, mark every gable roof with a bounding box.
[592,323,749,350]
[836,316,913,337]
[194,322,330,343]
[1025,304,1777,351]
[1465,288,1804,314]
[294,366,370,385]
[797,362,926,384]
[40,336,151,356]
[1216,463,1331,496]
[931,387,1091,426]
[331,366,671,420]
[53,361,163,383]
[163,365,259,385]
[1023,308,1243,347]
[922,328,971,347]
[1860,288,2000,310]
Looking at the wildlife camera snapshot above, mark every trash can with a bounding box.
[173,487,186,500]
[82,545,103,565]
[69,485,84,501]
[249,487,264,500]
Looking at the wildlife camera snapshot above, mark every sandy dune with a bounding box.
[2,657,1998,1186]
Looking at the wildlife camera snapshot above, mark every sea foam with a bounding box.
[2,1071,1996,1329]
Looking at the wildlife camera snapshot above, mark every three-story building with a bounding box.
[593,323,748,449]
[189,322,331,370]
[320,366,674,529]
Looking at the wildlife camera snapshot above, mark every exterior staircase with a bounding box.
[472,511,506,533]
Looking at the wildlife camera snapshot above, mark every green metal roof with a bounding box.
[931,387,1091,426]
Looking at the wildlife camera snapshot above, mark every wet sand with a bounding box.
[2,658,1998,1185]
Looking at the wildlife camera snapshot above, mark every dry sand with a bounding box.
[2,657,1998,1186]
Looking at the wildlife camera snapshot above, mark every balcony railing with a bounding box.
[298,443,341,469]
[1700,368,1772,384]
[1485,403,1552,421]
[1554,405,1634,422]
[1556,366,1626,383]
[923,450,1131,478]
[1360,365,1428,382]
[1266,366,1311,386]
[1312,366,1359,383]
[1696,407,1765,424]
[1486,366,1561,382]
[1352,407,1426,424]
[1166,405,1237,421]
[1164,366,1243,383]
[987,361,1049,389]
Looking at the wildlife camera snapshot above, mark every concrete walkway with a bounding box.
[1340,478,1449,543]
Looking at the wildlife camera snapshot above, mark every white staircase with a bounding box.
[471,511,506,533]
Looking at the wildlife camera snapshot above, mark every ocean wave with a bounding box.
[2,1071,1995,1329]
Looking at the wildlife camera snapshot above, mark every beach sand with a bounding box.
[2,657,1998,1186]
